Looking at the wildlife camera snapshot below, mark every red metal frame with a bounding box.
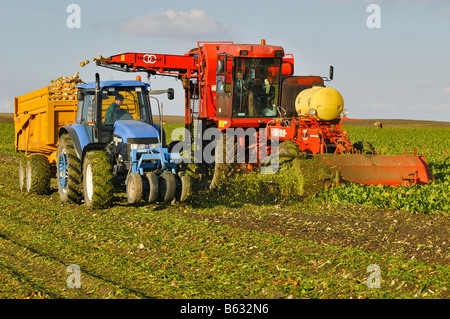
[96,42,433,186]
[266,117,355,155]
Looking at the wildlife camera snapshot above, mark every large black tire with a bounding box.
[145,172,159,204]
[126,173,143,204]
[57,134,82,203]
[175,172,192,203]
[25,154,51,195]
[82,150,114,209]
[159,171,176,203]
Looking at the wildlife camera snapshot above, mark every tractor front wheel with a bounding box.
[83,150,114,209]
[145,171,159,204]
[159,171,176,203]
[175,172,192,203]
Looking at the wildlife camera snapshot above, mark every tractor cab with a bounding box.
[75,79,154,141]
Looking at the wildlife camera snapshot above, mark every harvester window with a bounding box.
[216,55,233,95]
[232,57,281,118]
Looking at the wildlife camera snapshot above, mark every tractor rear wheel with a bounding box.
[82,150,114,209]
[57,134,82,203]
[25,154,51,195]
[126,173,143,204]
[175,172,192,203]
[159,171,176,202]
[145,171,159,204]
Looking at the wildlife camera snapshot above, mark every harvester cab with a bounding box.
[215,47,283,119]
[57,74,189,208]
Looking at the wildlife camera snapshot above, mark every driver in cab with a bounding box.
[104,94,133,125]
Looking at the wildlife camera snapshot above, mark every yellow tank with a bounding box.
[295,86,344,121]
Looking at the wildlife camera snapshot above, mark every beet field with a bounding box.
[0,120,448,300]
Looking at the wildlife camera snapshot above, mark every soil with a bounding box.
[180,203,449,266]
[0,113,13,123]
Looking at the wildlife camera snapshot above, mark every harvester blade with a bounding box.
[314,154,433,186]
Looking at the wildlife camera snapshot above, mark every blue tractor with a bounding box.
[56,73,191,208]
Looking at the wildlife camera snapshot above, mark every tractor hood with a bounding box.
[113,120,160,144]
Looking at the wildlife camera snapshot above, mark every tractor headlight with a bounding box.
[309,108,317,116]
[130,144,146,150]
[130,143,159,151]
[342,109,349,116]
[113,136,123,146]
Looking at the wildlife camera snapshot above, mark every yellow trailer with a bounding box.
[14,85,78,193]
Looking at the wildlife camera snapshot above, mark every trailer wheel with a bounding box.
[57,134,82,203]
[126,173,143,204]
[175,172,192,203]
[159,171,176,202]
[145,171,159,204]
[25,154,51,195]
[19,158,25,192]
[83,150,114,209]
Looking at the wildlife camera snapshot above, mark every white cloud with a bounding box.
[0,97,13,113]
[413,103,449,111]
[359,101,395,110]
[442,87,450,94]
[120,9,239,38]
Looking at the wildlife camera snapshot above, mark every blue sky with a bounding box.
[1,0,449,121]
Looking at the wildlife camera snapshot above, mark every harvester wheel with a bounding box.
[25,154,51,195]
[159,171,176,202]
[175,172,192,203]
[126,173,143,204]
[19,158,25,192]
[145,172,159,204]
[82,150,114,209]
[57,134,82,203]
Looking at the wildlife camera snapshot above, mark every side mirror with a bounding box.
[167,88,174,100]
[329,66,334,81]
[77,89,85,101]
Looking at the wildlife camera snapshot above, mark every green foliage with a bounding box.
[0,122,448,299]
[160,124,450,214]
[0,123,15,154]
